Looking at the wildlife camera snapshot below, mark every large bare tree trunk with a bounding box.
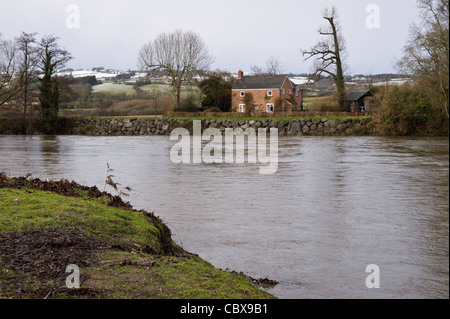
[302,7,347,111]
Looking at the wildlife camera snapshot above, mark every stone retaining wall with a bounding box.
[70,117,373,136]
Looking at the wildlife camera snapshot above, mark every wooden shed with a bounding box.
[346,90,374,113]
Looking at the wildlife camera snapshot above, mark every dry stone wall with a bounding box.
[69,117,373,136]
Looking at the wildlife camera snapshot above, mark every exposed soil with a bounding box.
[0,229,104,278]
[0,172,132,210]
[0,229,106,298]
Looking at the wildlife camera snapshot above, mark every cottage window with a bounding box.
[238,104,245,113]
[289,89,292,95]
[266,103,274,113]
[240,91,245,97]
[282,88,285,94]
[267,90,273,97]
[296,87,299,97]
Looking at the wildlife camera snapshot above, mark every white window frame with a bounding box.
[289,89,292,95]
[238,104,245,113]
[267,90,273,97]
[296,87,299,97]
[240,91,245,97]
[282,88,285,94]
[266,103,274,113]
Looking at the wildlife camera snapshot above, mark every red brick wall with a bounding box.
[231,78,303,113]
[232,89,281,113]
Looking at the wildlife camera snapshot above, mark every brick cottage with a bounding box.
[231,70,303,115]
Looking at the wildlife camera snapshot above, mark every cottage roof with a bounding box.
[346,90,372,101]
[232,75,291,90]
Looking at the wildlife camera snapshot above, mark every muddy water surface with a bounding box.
[0,135,448,298]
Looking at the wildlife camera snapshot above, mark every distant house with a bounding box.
[346,90,374,113]
[232,70,303,114]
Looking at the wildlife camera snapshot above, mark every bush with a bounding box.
[198,75,232,112]
[203,107,221,113]
[177,94,200,112]
[373,83,437,135]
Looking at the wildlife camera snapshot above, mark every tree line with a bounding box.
[0,32,72,133]
[1,0,448,135]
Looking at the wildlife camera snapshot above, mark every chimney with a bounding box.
[237,69,243,79]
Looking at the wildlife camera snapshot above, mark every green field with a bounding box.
[92,82,137,96]
[93,81,198,98]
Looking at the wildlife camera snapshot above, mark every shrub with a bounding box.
[177,93,200,112]
[373,83,435,135]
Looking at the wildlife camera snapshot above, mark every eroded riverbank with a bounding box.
[0,174,276,299]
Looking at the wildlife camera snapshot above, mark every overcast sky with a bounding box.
[0,0,419,75]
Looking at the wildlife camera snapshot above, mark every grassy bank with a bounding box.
[66,114,369,122]
[0,175,276,299]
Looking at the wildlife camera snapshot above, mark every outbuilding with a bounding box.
[346,90,374,113]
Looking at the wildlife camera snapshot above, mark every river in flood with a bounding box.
[0,135,448,299]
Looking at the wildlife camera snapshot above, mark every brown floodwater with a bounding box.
[0,135,448,298]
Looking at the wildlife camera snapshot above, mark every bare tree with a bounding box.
[397,0,449,119]
[15,32,39,120]
[138,30,214,108]
[249,65,264,75]
[302,7,347,111]
[265,55,283,75]
[250,55,283,75]
[0,34,21,107]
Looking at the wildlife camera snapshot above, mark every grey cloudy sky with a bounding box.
[0,0,419,74]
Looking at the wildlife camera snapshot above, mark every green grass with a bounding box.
[0,188,160,250]
[92,82,137,96]
[302,95,339,112]
[162,115,369,121]
[0,185,275,299]
[87,251,270,299]
[92,82,199,98]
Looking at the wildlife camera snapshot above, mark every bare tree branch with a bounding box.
[265,55,283,75]
[138,30,214,108]
[302,6,347,110]
[397,0,449,118]
[0,34,22,107]
[15,32,39,121]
